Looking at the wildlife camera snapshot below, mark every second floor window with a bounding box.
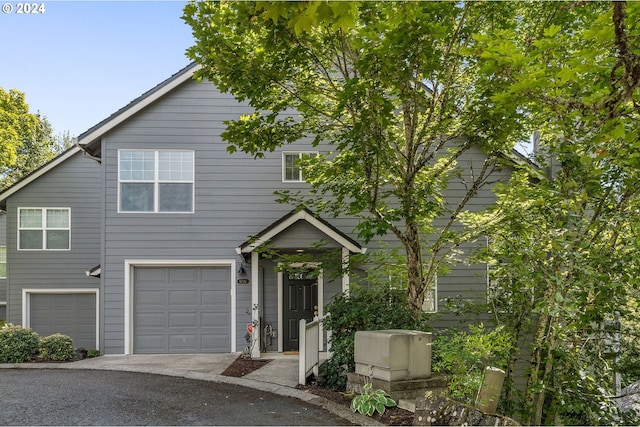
[119,150,194,213]
[18,208,70,250]
[283,152,317,182]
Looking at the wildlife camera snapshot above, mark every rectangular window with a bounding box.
[18,208,70,250]
[119,150,194,213]
[422,276,438,313]
[282,152,317,182]
[0,246,6,278]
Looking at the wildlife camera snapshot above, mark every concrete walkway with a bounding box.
[0,353,380,426]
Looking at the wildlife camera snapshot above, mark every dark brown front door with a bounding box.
[283,273,318,351]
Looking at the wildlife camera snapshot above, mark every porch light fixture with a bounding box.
[237,263,250,285]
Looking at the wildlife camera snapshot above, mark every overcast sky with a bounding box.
[1,1,193,137]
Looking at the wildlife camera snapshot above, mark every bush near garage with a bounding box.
[0,323,40,363]
[39,333,75,361]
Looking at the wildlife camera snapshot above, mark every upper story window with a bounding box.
[282,152,317,182]
[18,208,70,250]
[0,246,6,278]
[119,150,194,213]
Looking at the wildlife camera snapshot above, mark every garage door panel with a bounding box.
[169,334,197,350]
[169,312,197,327]
[134,266,231,353]
[169,268,200,282]
[169,290,198,305]
[137,290,165,306]
[201,334,229,351]
[136,335,166,352]
[136,312,166,328]
[201,312,229,327]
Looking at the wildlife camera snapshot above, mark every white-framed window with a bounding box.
[0,246,5,278]
[422,275,438,313]
[282,152,317,182]
[119,150,194,213]
[18,208,70,250]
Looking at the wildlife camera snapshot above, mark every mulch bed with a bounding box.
[221,355,272,377]
[221,356,414,425]
[296,383,414,426]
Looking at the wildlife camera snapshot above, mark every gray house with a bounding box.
[0,63,515,357]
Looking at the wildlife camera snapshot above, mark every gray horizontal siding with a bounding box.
[99,79,362,353]
[95,78,512,352]
[5,152,102,327]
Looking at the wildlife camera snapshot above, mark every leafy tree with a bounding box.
[464,1,640,424]
[183,1,530,316]
[0,87,64,189]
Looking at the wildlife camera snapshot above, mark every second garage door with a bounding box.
[30,292,97,350]
[133,266,231,354]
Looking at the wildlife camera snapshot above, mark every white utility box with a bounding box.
[354,329,432,382]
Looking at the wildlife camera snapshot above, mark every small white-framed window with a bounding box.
[119,150,194,213]
[282,152,317,182]
[0,246,5,278]
[422,275,438,313]
[18,208,70,250]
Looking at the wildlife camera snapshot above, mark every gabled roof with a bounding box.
[78,62,201,152]
[237,208,365,254]
[0,63,201,206]
[0,146,83,207]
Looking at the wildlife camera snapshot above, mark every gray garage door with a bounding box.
[30,293,97,349]
[134,266,231,354]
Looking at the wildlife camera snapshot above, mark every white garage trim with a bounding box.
[21,288,100,349]
[124,259,236,355]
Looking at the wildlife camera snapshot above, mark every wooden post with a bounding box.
[475,367,505,414]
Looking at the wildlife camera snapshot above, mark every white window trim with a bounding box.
[22,288,100,350]
[117,149,195,214]
[0,246,6,279]
[422,275,438,313]
[123,259,237,355]
[282,151,318,183]
[17,208,71,251]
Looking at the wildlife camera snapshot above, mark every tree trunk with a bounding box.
[404,222,427,317]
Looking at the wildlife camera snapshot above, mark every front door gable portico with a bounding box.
[236,208,366,357]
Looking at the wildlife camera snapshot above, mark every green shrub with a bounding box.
[39,334,75,361]
[0,324,40,363]
[432,323,512,405]
[323,284,429,390]
[87,349,101,358]
[351,383,397,416]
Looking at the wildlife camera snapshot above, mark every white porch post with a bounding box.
[251,251,261,358]
[341,247,350,294]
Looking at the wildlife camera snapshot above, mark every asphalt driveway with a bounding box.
[0,369,352,426]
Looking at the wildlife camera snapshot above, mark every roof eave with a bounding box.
[0,146,83,206]
[78,62,201,149]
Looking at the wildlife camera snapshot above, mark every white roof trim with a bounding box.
[0,146,82,202]
[77,64,201,146]
[240,210,365,254]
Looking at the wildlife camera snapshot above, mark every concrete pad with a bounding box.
[69,353,239,375]
[243,355,299,387]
